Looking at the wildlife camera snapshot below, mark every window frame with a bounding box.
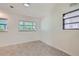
[0,18,8,32]
[63,8,79,30]
[18,20,37,32]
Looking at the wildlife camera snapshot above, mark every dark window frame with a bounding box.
[63,8,79,30]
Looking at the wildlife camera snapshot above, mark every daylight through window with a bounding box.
[19,21,37,31]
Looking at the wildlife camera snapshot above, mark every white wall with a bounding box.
[1,3,79,56]
[0,10,41,47]
[41,3,79,56]
[0,3,53,47]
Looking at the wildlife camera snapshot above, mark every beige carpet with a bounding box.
[0,40,70,56]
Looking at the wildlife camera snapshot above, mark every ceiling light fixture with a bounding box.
[10,5,14,8]
[24,3,30,7]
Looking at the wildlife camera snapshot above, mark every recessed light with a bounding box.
[24,3,30,7]
[10,5,14,8]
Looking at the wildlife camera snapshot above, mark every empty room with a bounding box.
[0,3,79,56]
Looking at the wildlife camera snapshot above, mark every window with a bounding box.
[0,18,7,31]
[18,21,37,31]
[63,9,79,30]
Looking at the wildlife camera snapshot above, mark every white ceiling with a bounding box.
[0,3,55,17]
